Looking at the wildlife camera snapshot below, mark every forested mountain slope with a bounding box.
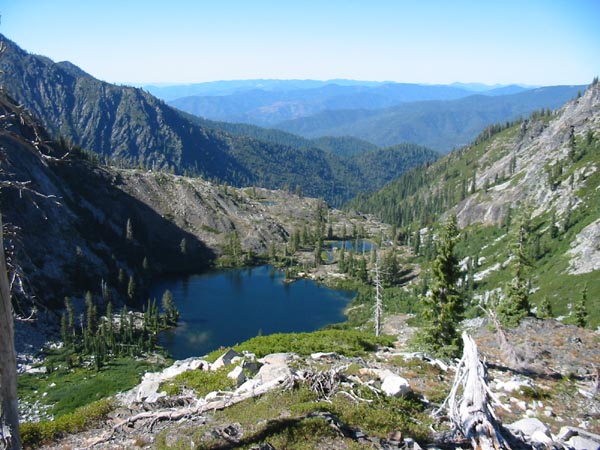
[185,114,379,157]
[276,86,584,152]
[0,34,435,204]
[352,81,600,324]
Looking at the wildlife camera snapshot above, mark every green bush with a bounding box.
[233,329,394,358]
[21,398,114,448]
[160,366,236,397]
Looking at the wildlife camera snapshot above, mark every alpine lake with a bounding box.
[150,264,356,360]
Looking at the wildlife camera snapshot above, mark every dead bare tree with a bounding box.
[480,303,524,371]
[373,255,383,337]
[0,215,19,449]
[438,332,511,450]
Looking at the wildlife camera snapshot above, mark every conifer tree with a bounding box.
[537,296,553,319]
[373,257,383,337]
[416,215,463,357]
[313,236,323,267]
[105,301,114,341]
[85,291,97,335]
[574,285,589,328]
[127,275,136,301]
[125,218,133,241]
[338,247,346,273]
[356,257,368,282]
[118,268,125,287]
[161,290,179,326]
[498,213,532,327]
[65,296,75,338]
[60,313,69,345]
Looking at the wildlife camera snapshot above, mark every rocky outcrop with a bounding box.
[31,316,600,449]
[455,83,600,228]
[567,218,600,274]
[119,358,209,405]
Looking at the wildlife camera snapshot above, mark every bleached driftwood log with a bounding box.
[442,332,511,450]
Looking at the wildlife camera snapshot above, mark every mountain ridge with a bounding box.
[275,86,584,152]
[0,34,436,204]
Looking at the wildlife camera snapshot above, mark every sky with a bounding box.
[1,0,599,86]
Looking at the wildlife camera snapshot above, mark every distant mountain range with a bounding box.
[0,34,438,204]
[164,82,536,128]
[144,79,388,100]
[160,80,583,153]
[274,86,583,152]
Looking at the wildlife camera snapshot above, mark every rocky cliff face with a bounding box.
[454,83,600,229]
[453,83,600,276]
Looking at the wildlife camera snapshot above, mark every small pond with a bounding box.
[324,239,376,262]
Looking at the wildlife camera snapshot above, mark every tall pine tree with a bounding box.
[415,215,463,357]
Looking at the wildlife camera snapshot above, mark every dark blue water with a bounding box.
[324,239,375,262]
[150,265,354,359]
[329,239,374,253]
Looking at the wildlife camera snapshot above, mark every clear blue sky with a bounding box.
[2,0,599,85]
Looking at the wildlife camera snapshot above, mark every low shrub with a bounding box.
[21,398,114,448]
[233,329,394,358]
[160,366,236,397]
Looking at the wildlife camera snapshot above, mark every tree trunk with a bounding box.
[444,332,510,450]
[0,215,20,449]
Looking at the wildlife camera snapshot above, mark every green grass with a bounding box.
[18,357,160,418]
[160,366,236,397]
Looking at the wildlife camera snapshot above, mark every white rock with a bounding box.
[119,357,208,405]
[507,417,550,439]
[566,435,600,450]
[211,349,243,370]
[255,362,293,385]
[381,374,411,397]
[359,368,411,397]
[496,377,533,393]
[531,430,554,445]
[557,426,600,450]
[227,365,246,386]
[310,352,337,360]
[258,352,295,366]
[236,355,294,396]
